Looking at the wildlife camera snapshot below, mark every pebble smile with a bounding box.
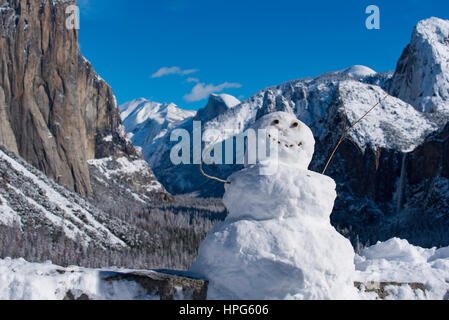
[268,134,303,148]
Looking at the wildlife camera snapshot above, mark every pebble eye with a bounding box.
[272,120,280,125]
[292,122,300,128]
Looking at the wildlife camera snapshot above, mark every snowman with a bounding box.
[190,112,358,300]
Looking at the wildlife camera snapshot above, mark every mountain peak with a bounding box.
[119,98,196,162]
[342,65,377,78]
[195,94,241,122]
[210,93,241,108]
[390,17,449,113]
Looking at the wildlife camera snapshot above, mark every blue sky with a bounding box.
[77,0,449,110]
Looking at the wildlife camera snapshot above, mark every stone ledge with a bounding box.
[62,273,427,300]
[63,270,209,300]
[355,281,426,299]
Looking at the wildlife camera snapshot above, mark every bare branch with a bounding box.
[322,88,389,175]
[199,140,231,185]
[199,160,231,184]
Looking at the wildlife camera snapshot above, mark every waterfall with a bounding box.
[396,153,408,214]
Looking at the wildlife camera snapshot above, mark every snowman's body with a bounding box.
[190,112,358,300]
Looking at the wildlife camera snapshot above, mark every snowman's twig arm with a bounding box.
[199,160,231,184]
[199,139,231,185]
[322,89,388,175]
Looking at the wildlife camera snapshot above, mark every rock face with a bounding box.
[0,0,136,197]
[389,17,449,114]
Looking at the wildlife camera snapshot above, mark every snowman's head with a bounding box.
[252,112,315,169]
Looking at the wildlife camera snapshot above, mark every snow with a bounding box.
[339,81,438,152]
[0,258,158,300]
[355,238,449,300]
[87,157,163,193]
[8,184,91,245]
[119,98,196,163]
[343,65,377,78]
[120,99,195,132]
[190,112,359,300]
[2,238,449,299]
[88,157,148,178]
[0,194,21,227]
[102,135,113,142]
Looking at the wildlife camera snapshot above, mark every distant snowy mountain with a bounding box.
[194,94,241,122]
[119,99,196,162]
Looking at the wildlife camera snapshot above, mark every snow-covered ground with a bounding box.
[0,238,448,300]
[356,238,449,300]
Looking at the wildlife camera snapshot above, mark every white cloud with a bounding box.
[184,82,242,102]
[151,66,198,78]
[186,77,200,83]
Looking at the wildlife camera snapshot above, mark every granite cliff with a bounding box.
[0,0,137,197]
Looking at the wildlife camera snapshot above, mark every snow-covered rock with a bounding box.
[389,17,449,114]
[194,94,241,122]
[338,81,437,152]
[190,112,358,300]
[88,156,171,206]
[0,258,208,300]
